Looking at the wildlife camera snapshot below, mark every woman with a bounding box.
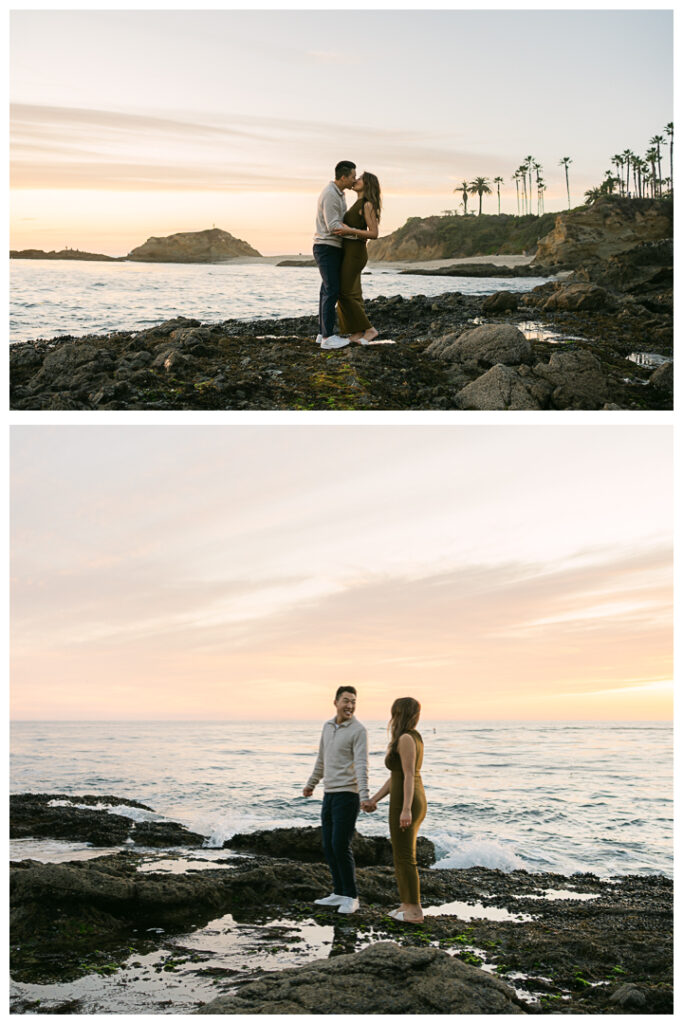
[367,697,427,923]
[332,172,381,343]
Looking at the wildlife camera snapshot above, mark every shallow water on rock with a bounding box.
[10,912,338,1014]
[517,320,587,344]
[626,351,669,367]
[423,898,533,922]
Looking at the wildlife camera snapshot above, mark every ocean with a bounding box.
[9,259,551,344]
[10,720,672,879]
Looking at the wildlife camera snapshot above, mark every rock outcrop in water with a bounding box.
[10,248,122,262]
[10,793,206,848]
[127,228,260,262]
[228,825,435,867]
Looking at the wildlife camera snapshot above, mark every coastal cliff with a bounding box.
[127,227,260,262]
[531,196,672,270]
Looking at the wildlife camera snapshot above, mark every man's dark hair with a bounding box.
[335,161,356,180]
[335,685,357,700]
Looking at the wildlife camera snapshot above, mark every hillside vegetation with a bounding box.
[369,211,561,261]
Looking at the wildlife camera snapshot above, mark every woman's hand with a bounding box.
[400,809,412,830]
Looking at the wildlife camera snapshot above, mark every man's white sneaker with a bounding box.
[315,334,323,345]
[320,334,350,349]
[337,896,360,914]
[313,893,344,906]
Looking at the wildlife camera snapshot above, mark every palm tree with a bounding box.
[559,156,572,209]
[665,122,673,194]
[533,161,543,215]
[622,149,635,197]
[493,176,504,214]
[453,180,470,215]
[537,178,546,215]
[524,155,535,214]
[645,147,659,197]
[602,171,618,195]
[468,177,493,215]
[611,154,625,195]
[631,155,644,198]
[584,187,602,205]
[519,162,530,214]
[512,171,521,214]
[650,135,665,196]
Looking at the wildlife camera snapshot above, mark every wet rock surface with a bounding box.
[194,941,526,1014]
[10,279,672,410]
[9,808,673,1014]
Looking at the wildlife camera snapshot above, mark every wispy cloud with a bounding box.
[10,102,498,192]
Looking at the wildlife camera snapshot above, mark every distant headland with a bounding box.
[10,227,262,264]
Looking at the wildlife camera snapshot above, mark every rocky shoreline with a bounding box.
[10,795,673,1014]
[9,275,673,411]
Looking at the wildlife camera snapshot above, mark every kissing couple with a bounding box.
[303,686,427,923]
[313,161,382,350]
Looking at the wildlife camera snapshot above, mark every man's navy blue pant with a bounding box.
[313,243,343,337]
[321,791,360,897]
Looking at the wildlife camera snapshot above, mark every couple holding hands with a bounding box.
[303,687,427,923]
[313,161,382,349]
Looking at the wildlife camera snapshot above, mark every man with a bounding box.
[313,161,357,350]
[303,685,373,914]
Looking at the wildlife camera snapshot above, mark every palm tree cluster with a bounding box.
[584,123,673,204]
[452,156,550,217]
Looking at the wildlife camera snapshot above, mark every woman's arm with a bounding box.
[398,733,417,829]
[332,203,379,240]
[369,776,392,807]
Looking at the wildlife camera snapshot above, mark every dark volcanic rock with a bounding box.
[427,323,532,367]
[8,797,673,1014]
[587,238,673,294]
[455,364,550,411]
[482,290,520,313]
[227,825,435,867]
[400,262,540,278]
[9,288,672,411]
[194,941,525,1014]
[10,793,205,848]
[649,361,673,395]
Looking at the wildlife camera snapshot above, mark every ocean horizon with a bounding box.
[11,719,672,879]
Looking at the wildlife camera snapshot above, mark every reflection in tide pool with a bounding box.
[627,351,669,368]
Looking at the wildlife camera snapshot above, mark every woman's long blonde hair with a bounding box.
[388,697,421,755]
[361,172,382,221]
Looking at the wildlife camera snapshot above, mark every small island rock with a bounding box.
[128,228,260,263]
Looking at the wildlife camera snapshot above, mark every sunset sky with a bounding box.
[11,425,673,722]
[10,9,673,255]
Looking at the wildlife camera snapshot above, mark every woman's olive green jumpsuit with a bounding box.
[385,729,427,904]
[337,198,372,334]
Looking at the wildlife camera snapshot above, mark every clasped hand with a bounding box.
[361,799,377,813]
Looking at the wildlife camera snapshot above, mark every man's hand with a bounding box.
[361,800,377,813]
[332,226,352,235]
[303,786,314,798]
